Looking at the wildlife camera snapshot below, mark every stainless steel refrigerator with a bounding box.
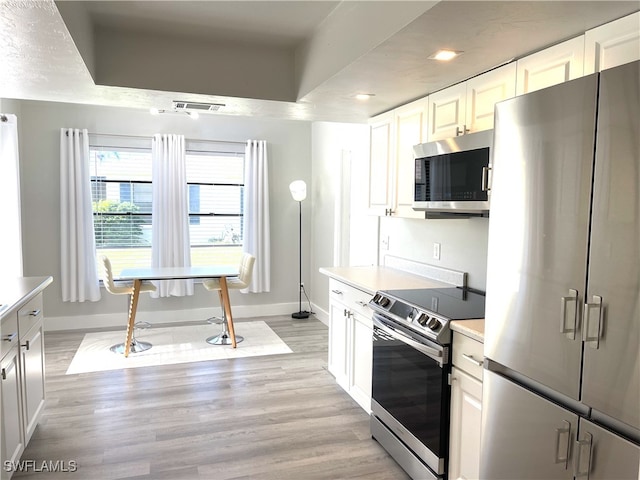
[481,60,640,479]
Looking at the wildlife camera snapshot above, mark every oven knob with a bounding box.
[427,317,441,331]
[379,296,390,307]
[417,313,429,326]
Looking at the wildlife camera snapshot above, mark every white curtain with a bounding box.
[0,114,23,278]
[151,134,193,297]
[243,140,271,293]
[60,128,101,302]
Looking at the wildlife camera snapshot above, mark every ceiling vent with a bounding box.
[172,101,225,112]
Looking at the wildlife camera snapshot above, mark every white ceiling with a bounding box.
[0,1,638,123]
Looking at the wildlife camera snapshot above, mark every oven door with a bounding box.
[371,313,450,477]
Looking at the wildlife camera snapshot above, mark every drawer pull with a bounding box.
[1,368,5,380]
[462,353,483,367]
[3,332,18,342]
[331,289,343,295]
[29,309,41,317]
[356,301,368,307]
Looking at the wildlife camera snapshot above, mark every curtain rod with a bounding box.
[64,131,247,145]
[107,132,248,145]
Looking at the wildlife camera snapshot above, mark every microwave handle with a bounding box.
[482,166,491,192]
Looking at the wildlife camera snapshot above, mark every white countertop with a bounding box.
[319,266,453,295]
[451,319,485,343]
[0,276,53,320]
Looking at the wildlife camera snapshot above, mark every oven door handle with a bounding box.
[372,316,445,366]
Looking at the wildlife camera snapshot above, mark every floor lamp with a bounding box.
[290,180,310,319]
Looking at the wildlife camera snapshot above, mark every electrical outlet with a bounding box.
[433,242,441,260]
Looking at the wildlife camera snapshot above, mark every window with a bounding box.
[89,136,244,275]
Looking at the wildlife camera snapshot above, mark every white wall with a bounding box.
[8,99,313,329]
[310,121,372,319]
[380,216,489,290]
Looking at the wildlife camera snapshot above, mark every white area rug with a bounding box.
[66,321,292,375]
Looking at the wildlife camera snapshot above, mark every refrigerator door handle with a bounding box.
[554,420,572,468]
[560,289,579,339]
[573,432,593,478]
[583,296,603,349]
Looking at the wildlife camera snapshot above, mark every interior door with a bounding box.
[485,74,598,399]
[581,60,640,433]
[480,370,578,480]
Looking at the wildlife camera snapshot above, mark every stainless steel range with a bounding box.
[368,287,485,480]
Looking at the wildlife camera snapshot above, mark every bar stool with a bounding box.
[203,253,255,345]
[100,256,157,354]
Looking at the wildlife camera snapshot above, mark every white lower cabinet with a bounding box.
[1,292,47,480]
[327,279,373,412]
[449,332,484,480]
[1,347,24,480]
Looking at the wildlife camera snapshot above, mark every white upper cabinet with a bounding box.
[367,99,427,218]
[367,111,395,216]
[516,36,585,95]
[392,99,428,219]
[427,63,516,141]
[427,82,467,141]
[584,11,640,74]
[466,63,517,133]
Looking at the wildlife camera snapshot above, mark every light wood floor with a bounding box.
[14,316,410,480]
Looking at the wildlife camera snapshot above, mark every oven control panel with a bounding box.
[370,293,449,343]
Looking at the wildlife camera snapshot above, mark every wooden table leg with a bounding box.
[218,276,237,348]
[124,279,142,357]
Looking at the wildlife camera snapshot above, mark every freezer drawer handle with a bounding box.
[554,420,572,469]
[574,432,593,478]
[560,289,579,339]
[583,296,603,349]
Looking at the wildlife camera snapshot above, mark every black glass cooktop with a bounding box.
[381,287,485,320]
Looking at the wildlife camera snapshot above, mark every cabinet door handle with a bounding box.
[331,289,343,295]
[554,420,572,468]
[456,125,470,136]
[22,340,30,351]
[1,360,16,380]
[29,309,41,317]
[3,332,17,342]
[462,353,483,367]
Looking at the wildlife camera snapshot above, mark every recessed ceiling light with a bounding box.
[429,50,462,61]
[355,93,375,101]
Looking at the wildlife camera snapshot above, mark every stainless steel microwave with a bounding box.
[413,130,493,215]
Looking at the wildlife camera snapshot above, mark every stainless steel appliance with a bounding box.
[481,60,640,479]
[413,130,493,215]
[369,287,486,479]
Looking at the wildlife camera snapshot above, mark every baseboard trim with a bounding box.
[44,302,306,332]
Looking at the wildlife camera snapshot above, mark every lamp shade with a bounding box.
[289,180,307,202]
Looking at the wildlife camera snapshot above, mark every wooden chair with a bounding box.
[100,255,157,354]
[203,253,255,345]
